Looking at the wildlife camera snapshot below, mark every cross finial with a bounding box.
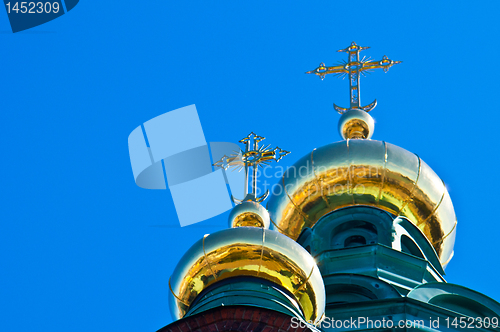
[306,41,401,114]
[213,132,290,203]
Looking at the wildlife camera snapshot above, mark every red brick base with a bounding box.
[157,306,313,332]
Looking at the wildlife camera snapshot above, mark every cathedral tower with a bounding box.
[159,42,500,332]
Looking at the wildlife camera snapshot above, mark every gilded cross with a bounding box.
[213,132,290,203]
[306,42,401,114]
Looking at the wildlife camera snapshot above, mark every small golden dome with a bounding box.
[338,109,375,139]
[228,201,270,228]
[267,139,457,267]
[168,227,325,324]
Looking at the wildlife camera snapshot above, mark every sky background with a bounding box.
[1,1,499,331]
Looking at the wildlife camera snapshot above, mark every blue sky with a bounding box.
[1,1,499,331]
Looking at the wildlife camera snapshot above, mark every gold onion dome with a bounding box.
[170,133,325,323]
[168,226,326,324]
[284,42,457,267]
[266,139,457,266]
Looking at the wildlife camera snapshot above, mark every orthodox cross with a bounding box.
[213,132,290,203]
[306,42,401,114]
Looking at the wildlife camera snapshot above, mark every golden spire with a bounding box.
[306,41,401,114]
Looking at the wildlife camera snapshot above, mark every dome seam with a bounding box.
[202,234,217,280]
[432,220,457,245]
[257,228,265,276]
[282,176,313,225]
[293,265,315,295]
[418,180,446,226]
[398,153,422,215]
[311,148,331,209]
[347,139,355,205]
[376,141,388,205]
[169,277,189,306]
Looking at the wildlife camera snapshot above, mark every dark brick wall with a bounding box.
[157,306,313,332]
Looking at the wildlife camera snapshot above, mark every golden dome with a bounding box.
[228,201,270,228]
[338,109,375,139]
[266,139,457,266]
[168,227,325,324]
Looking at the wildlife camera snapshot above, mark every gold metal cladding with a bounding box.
[343,119,369,139]
[428,189,457,262]
[257,228,265,275]
[267,140,457,266]
[282,176,313,226]
[169,278,189,306]
[228,201,270,228]
[232,212,264,227]
[433,220,457,246]
[350,140,386,206]
[202,234,217,279]
[311,149,331,209]
[376,141,388,204]
[269,215,287,235]
[347,139,354,204]
[338,109,375,140]
[398,155,422,213]
[168,227,326,324]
